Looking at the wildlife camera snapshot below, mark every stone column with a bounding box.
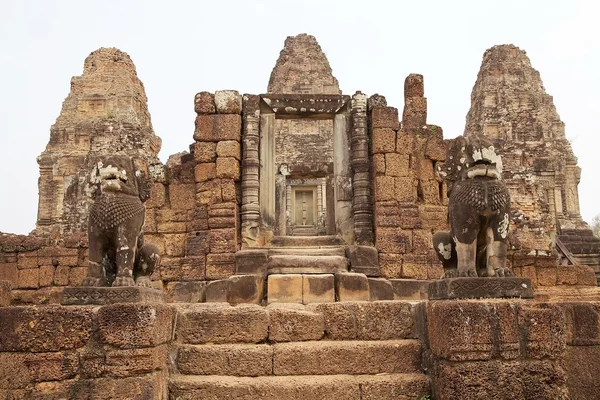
[241,95,261,247]
[350,92,374,245]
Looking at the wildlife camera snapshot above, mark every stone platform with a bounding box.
[61,286,166,305]
[428,277,533,300]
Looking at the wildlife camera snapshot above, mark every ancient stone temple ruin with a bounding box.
[1,34,600,399]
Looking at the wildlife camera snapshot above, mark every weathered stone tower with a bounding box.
[35,48,162,236]
[464,45,600,276]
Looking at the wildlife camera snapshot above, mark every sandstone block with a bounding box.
[402,97,427,129]
[205,279,230,302]
[335,272,369,301]
[412,229,433,255]
[268,274,303,304]
[176,303,269,344]
[17,252,38,269]
[206,252,235,280]
[371,107,399,130]
[518,304,566,359]
[196,179,223,205]
[273,339,420,375]
[208,202,237,229]
[390,279,429,300]
[17,268,39,289]
[177,343,272,376]
[346,245,379,276]
[379,253,403,278]
[163,233,186,257]
[431,359,567,400]
[215,90,242,114]
[0,280,11,307]
[557,265,578,285]
[395,176,417,202]
[192,141,217,163]
[373,153,385,174]
[97,303,174,349]
[396,132,414,155]
[268,304,325,342]
[194,162,216,183]
[169,375,359,399]
[575,264,597,286]
[235,249,269,275]
[166,281,206,303]
[565,345,600,399]
[194,91,215,114]
[53,265,70,286]
[561,302,600,346]
[143,208,157,233]
[372,128,396,154]
[221,178,238,202]
[424,136,447,161]
[402,259,428,280]
[302,274,335,304]
[419,204,448,231]
[70,373,166,399]
[194,114,241,142]
[216,140,241,160]
[536,266,557,286]
[185,231,209,256]
[0,263,18,286]
[368,278,394,300]
[0,305,94,352]
[385,153,410,177]
[169,183,195,209]
[376,227,412,254]
[216,157,240,181]
[374,175,395,201]
[20,351,79,383]
[404,74,424,97]
[209,228,237,253]
[38,265,54,287]
[309,301,414,340]
[427,300,494,361]
[104,345,168,378]
[227,274,265,304]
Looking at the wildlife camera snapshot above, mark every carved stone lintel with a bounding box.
[428,277,533,300]
[61,286,165,305]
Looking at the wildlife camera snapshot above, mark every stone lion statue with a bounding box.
[433,135,513,278]
[82,156,160,287]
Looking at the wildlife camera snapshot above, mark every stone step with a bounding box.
[174,340,422,376]
[268,246,346,257]
[270,235,345,247]
[169,373,430,400]
[268,255,348,274]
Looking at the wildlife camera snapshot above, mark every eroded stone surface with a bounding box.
[267,34,341,95]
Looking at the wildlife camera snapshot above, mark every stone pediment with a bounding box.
[260,94,350,118]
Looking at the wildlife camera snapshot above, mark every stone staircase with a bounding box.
[557,228,600,284]
[168,302,430,400]
[267,235,348,274]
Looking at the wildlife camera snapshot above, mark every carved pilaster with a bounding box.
[351,92,374,245]
[241,95,261,247]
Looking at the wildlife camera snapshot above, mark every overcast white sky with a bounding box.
[0,0,598,234]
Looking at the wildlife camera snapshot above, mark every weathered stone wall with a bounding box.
[274,119,334,171]
[36,48,162,236]
[2,299,600,399]
[370,76,448,280]
[144,90,242,298]
[0,303,172,399]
